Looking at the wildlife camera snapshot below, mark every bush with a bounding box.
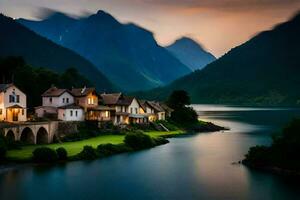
[32,147,58,163]
[56,147,68,160]
[153,137,169,145]
[124,132,155,150]
[77,145,98,160]
[97,143,132,157]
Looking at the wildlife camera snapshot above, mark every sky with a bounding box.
[1,0,300,57]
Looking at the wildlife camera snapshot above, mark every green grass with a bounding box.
[7,131,185,161]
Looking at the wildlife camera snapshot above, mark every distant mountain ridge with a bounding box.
[0,14,115,92]
[18,10,192,91]
[166,37,216,71]
[136,11,300,106]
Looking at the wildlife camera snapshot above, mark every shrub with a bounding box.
[97,143,132,157]
[153,137,169,145]
[77,145,97,160]
[32,147,58,163]
[56,147,68,160]
[124,132,154,150]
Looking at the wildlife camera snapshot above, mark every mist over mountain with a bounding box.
[166,37,216,71]
[0,14,115,92]
[19,10,191,91]
[135,12,300,106]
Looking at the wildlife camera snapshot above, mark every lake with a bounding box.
[1,105,300,200]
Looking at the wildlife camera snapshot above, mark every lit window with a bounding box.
[88,98,91,105]
[105,111,109,118]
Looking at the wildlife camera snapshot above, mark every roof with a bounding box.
[87,105,115,111]
[42,87,71,97]
[100,93,122,105]
[101,93,134,106]
[0,84,12,92]
[160,103,174,112]
[71,87,96,97]
[6,104,25,109]
[58,104,83,109]
[147,101,165,112]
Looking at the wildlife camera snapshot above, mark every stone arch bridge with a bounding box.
[2,121,60,144]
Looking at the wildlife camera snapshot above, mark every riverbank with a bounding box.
[5,130,184,162]
[0,120,226,171]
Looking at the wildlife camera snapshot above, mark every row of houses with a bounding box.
[0,84,172,125]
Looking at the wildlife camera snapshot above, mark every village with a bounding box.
[0,83,173,145]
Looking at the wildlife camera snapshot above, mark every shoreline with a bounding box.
[0,124,226,174]
[243,162,300,178]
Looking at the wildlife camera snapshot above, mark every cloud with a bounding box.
[145,0,300,12]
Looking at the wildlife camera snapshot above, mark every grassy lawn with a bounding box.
[7,131,185,160]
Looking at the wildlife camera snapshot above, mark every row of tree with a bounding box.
[0,56,92,110]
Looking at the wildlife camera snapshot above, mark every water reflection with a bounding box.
[1,105,300,200]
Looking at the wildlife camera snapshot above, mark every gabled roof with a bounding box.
[42,87,71,97]
[100,93,122,105]
[71,87,96,97]
[147,101,165,112]
[160,103,174,113]
[100,93,134,106]
[0,84,12,92]
[58,104,83,109]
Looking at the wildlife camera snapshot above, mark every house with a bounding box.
[35,86,77,119]
[71,87,114,122]
[139,100,169,121]
[57,104,85,121]
[0,84,27,122]
[100,93,148,125]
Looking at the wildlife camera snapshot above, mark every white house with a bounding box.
[35,86,76,119]
[0,84,27,122]
[57,104,85,121]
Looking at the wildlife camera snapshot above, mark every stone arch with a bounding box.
[36,127,48,144]
[6,130,15,142]
[20,127,35,144]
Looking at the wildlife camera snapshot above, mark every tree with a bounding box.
[166,90,198,127]
[167,90,191,110]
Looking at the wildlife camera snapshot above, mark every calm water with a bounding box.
[1,105,300,200]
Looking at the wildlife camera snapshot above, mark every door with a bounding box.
[12,109,18,121]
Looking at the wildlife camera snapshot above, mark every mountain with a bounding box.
[166,37,216,71]
[0,14,115,92]
[136,12,300,106]
[18,10,191,91]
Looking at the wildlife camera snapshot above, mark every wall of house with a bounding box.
[1,85,27,122]
[35,107,57,118]
[157,112,166,121]
[0,92,4,121]
[128,98,140,114]
[42,92,74,107]
[58,108,84,121]
[75,92,98,110]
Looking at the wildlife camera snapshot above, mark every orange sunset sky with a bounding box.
[1,0,300,57]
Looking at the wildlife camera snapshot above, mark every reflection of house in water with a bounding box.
[0,84,27,122]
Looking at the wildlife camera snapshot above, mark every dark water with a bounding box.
[1,105,300,200]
